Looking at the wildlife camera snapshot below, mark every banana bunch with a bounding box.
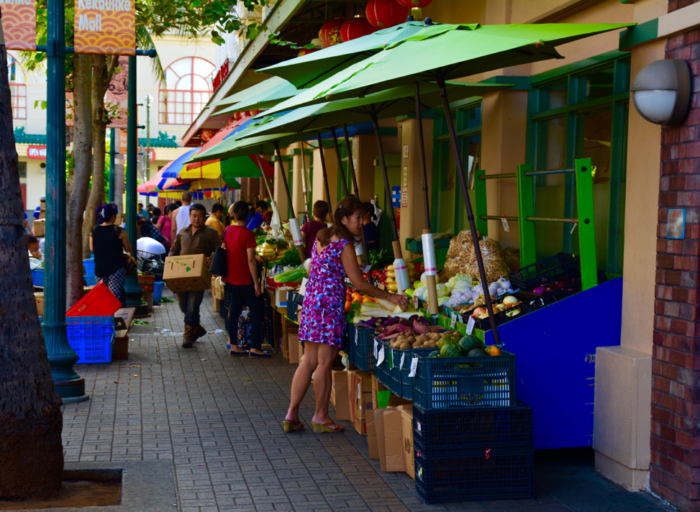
[256,242,277,259]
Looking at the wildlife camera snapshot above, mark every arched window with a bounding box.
[159,57,215,125]
[7,53,26,119]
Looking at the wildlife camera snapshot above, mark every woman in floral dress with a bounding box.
[284,196,407,434]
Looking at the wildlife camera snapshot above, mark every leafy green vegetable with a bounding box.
[131,320,149,326]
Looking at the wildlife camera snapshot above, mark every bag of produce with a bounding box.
[441,230,511,284]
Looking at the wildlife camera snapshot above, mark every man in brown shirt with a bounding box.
[169,203,220,348]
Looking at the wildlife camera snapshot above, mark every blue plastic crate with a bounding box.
[413,402,533,459]
[348,326,376,371]
[399,347,435,401]
[83,258,95,276]
[84,274,97,287]
[413,351,517,410]
[373,339,400,395]
[153,281,164,303]
[32,269,44,287]
[66,316,115,364]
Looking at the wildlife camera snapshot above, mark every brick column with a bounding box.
[650,10,700,510]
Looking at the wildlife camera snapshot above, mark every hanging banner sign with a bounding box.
[0,0,38,51]
[74,0,135,55]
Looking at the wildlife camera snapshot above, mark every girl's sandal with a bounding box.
[283,419,305,433]
[311,420,345,434]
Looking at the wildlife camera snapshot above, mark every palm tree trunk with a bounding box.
[66,54,93,306]
[0,27,64,500]
[82,55,110,259]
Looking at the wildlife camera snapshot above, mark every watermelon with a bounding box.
[428,350,440,358]
[437,334,461,349]
[440,344,461,358]
[467,347,488,367]
[458,335,484,356]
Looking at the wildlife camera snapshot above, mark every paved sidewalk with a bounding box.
[61,291,672,512]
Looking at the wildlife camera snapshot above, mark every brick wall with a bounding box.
[650,5,700,510]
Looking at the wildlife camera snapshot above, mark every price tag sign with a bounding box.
[374,339,378,359]
[467,316,476,335]
[570,221,578,235]
[390,349,395,370]
[377,345,385,366]
[409,355,419,378]
[451,312,457,328]
[355,327,359,345]
[501,216,510,232]
[413,296,420,309]
[400,352,406,370]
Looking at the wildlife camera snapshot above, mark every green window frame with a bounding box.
[525,50,630,276]
[431,98,482,235]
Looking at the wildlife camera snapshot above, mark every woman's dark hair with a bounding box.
[175,200,182,207]
[363,202,376,221]
[165,203,177,214]
[96,203,119,224]
[152,207,162,217]
[317,196,363,247]
[232,201,249,221]
[256,200,268,210]
[312,200,329,221]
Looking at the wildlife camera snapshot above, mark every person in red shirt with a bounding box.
[222,201,269,358]
[301,200,329,259]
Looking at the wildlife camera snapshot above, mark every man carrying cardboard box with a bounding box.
[168,203,220,348]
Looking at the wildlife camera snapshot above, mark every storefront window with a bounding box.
[432,101,482,234]
[527,53,630,275]
[159,57,215,125]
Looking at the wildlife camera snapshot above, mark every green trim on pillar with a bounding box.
[575,158,598,291]
[125,55,144,308]
[473,170,488,237]
[619,18,658,51]
[517,164,537,268]
[479,75,531,90]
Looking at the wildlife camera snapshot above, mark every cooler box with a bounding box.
[66,282,122,317]
[138,273,156,292]
[153,281,164,303]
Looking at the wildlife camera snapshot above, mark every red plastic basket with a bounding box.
[66,282,122,317]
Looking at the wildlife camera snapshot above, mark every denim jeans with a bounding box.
[177,291,205,327]
[225,282,262,350]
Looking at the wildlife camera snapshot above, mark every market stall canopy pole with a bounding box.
[437,74,501,346]
[316,132,333,211]
[343,123,370,266]
[273,142,306,264]
[299,142,313,219]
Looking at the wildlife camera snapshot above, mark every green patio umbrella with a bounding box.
[259,20,430,89]
[262,21,633,342]
[214,77,299,117]
[213,76,290,109]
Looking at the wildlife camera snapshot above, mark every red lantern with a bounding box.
[341,16,375,42]
[366,0,408,29]
[319,18,345,48]
[395,0,433,19]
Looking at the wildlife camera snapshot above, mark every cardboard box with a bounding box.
[400,404,415,480]
[371,375,390,411]
[34,292,44,316]
[33,219,45,237]
[288,332,304,365]
[113,333,129,360]
[163,254,211,293]
[138,273,155,293]
[375,406,406,473]
[274,287,291,308]
[349,369,373,435]
[366,409,380,459]
[331,369,351,421]
[213,296,220,312]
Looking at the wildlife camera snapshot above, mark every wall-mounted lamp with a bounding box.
[631,59,691,125]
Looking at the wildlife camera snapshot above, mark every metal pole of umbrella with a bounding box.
[332,128,368,266]
[415,83,438,316]
[340,124,370,266]
[369,106,409,293]
[436,74,501,346]
[273,142,306,264]
[299,142,313,220]
[315,132,333,210]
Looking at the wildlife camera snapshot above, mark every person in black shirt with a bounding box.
[362,202,380,252]
[90,203,132,306]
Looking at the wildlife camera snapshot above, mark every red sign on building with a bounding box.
[27,145,47,159]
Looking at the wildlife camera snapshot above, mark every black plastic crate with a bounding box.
[468,291,534,331]
[413,351,516,410]
[508,252,580,291]
[348,326,376,371]
[374,339,401,396]
[413,402,532,458]
[415,451,535,504]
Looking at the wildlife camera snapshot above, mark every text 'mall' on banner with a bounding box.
[74,0,135,55]
[0,0,38,51]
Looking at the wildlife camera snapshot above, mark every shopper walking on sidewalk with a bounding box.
[284,196,407,434]
[169,203,220,348]
[224,201,269,358]
[90,203,132,306]
[171,192,193,241]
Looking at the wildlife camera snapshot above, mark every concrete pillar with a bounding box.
[353,134,378,202]
[312,146,338,210]
[479,90,528,247]
[397,117,434,260]
[291,142,311,221]
[273,148,289,221]
[594,39,664,493]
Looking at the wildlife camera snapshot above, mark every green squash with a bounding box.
[467,347,488,367]
[458,335,484,356]
[440,344,462,358]
[428,350,440,358]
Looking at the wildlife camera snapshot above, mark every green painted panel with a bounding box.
[517,164,537,267]
[619,18,658,51]
[474,169,488,236]
[574,158,598,290]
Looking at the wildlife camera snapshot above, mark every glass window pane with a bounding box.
[193,92,201,103]
[176,113,183,124]
[585,68,615,100]
[165,69,178,89]
[193,58,215,78]
[192,75,209,91]
[546,81,567,111]
[177,75,192,91]
[171,58,192,77]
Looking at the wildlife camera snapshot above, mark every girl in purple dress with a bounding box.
[284,196,407,434]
